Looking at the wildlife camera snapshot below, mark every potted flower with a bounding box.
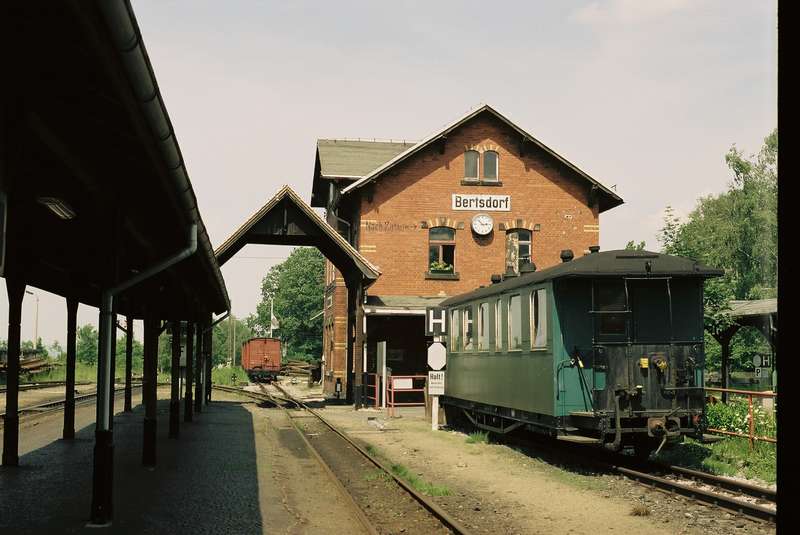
[429,260,453,273]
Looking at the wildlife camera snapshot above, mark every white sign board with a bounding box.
[428,371,445,396]
[755,367,770,379]
[752,355,762,368]
[393,377,413,390]
[452,194,511,211]
[427,342,446,371]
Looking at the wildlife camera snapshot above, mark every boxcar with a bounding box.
[439,249,722,457]
[241,337,282,382]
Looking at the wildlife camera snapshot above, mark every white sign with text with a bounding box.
[452,194,511,211]
[428,371,445,396]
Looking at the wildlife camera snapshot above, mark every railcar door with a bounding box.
[591,278,631,412]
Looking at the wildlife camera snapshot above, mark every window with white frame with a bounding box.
[464,150,479,180]
[508,294,522,350]
[531,289,547,349]
[483,150,499,181]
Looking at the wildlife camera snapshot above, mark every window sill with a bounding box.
[425,271,460,280]
[460,180,503,187]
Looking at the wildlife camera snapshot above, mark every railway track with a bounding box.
[0,384,143,426]
[0,380,93,393]
[483,427,776,523]
[214,383,472,535]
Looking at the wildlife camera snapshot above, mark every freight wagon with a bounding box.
[439,248,722,458]
[241,337,282,383]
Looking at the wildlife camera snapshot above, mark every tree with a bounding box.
[76,324,98,365]
[625,240,646,251]
[658,129,777,371]
[210,315,253,367]
[249,247,324,361]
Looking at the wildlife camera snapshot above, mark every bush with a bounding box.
[705,398,776,438]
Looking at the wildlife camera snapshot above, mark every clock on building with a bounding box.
[471,213,494,236]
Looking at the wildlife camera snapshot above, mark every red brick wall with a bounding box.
[356,114,600,297]
[322,263,349,395]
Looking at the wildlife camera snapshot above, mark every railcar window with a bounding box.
[478,302,489,351]
[495,299,502,351]
[450,309,460,351]
[595,280,628,338]
[531,289,547,348]
[463,306,474,351]
[508,295,522,350]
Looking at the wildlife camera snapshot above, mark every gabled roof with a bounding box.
[440,250,722,307]
[340,104,624,213]
[318,139,415,178]
[729,299,777,318]
[215,185,380,284]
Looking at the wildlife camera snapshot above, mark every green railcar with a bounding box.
[439,249,722,456]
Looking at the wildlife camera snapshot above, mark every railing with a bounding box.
[365,373,381,408]
[387,375,427,417]
[705,387,776,448]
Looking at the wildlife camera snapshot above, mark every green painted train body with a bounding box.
[440,249,722,454]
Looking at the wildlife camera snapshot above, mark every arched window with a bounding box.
[483,150,498,181]
[505,229,532,274]
[428,227,455,273]
[464,150,479,180]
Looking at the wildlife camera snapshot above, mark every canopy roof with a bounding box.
[729,299,777,318]
[215,186,380,285]
[3,1,229,319]
[441,249,723,307]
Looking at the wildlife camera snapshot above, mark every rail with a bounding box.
[387,375,427,417]
[705,387,776,448]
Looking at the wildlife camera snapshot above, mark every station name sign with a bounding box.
[452,194,511,211]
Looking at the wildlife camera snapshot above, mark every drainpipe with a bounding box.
[90,224,197,526]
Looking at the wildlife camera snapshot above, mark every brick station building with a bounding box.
[310,105,623,400]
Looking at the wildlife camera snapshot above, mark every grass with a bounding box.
[28,361,139,384]
[656,436,776,484]
[630,504,651,516]
[465,431,489,444]
[210,366,250,386]
[389,463,451,496]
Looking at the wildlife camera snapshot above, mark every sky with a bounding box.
[1,0,777,347]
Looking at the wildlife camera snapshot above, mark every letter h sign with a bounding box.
[425,307,447,337]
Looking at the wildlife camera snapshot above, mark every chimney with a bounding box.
[560,249,574,263]
[589,245,600,254]
[490,274,502,284]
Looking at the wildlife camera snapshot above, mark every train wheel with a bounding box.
[444,404,469,431]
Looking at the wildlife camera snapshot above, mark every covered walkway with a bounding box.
[3,1,228,526]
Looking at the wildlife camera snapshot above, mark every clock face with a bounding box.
[471,214,493,236]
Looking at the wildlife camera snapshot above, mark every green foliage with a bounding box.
[76,324,98,365]
[466,431,490,444]
[705,398,776,439]
[624,240,646,251]
[248,247,324,361]
[429,260,453,272]
[211,316,253,367]
[656,436,775,484]
[211,366,250,386]
[658,129,777,371]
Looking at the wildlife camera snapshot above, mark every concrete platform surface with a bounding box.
[0,388,363,534]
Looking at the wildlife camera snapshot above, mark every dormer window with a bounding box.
[464,150,479,180]
[483,150,498,181]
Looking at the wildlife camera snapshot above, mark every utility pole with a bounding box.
[269,298,274,338]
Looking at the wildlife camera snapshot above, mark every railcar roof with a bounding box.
[440,250,723,307]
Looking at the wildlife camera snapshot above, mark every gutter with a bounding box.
[96,224,198,432]
[97,0,229,312]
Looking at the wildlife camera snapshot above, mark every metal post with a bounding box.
[205,322,212,403]
[721,337,730,403]
[169,320,180,438]
[108,312,117,430]
[63,297,78,439]
[195,322,203,413]
[124,315,133,412]
[2,278,25,466]
[184,321,194,422]
[89,291,115,525]
[748,394,754,450]
[142,315,158,467]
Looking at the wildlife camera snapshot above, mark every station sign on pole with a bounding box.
[425,307,447,337]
